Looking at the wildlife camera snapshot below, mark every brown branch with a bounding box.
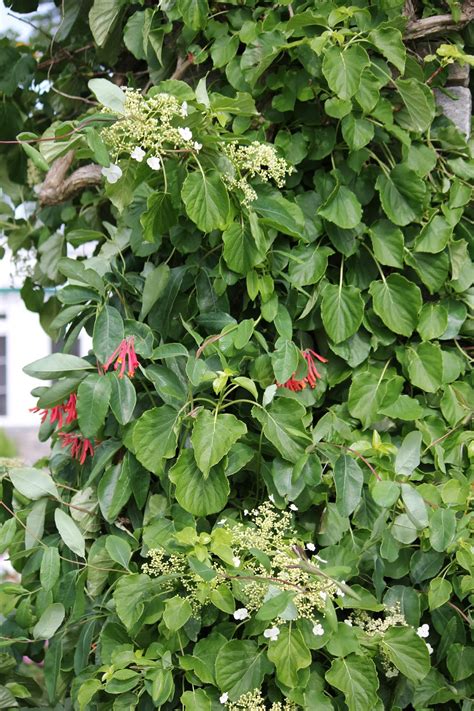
[38,150,102,206]
[171,55,193,81]
[405,10,474,39]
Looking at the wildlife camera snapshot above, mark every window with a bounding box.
[0,336,6,415]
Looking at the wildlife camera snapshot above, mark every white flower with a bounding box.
[306,542,316,552]
[232,556,241,567]
[312,623,324,636]
[338,581,346,598]
[417,624,430,639]
[263,626,280,641]
[219,692,229,704]
[426,643,434,655]
[319,591,328,601]
[101,163,122,184]
[181,101,188,117]
[314,554,328,564]
[344,619,353,626]
[269,494,275,503]
[193,141,202,151]
[130,146,145,162]
[147,155,161,171]
[217,519,227,525]
[243,509,249,516]
[178,126,193,141]
[233,607,249,621]
[289,503,298,511]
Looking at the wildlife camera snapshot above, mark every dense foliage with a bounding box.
[0,0,473,709]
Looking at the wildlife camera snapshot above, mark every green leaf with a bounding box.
[369,27,406,72]
[88,0,125,47]
[105,535,131,569]
[215,640,273,701]
[381,627,430,682]
[141,193,178,242]
[54,509,86,557]
[370,274,422,337]
[33,603,65,640]
[252,399,310,462]
[447,644,474,682]
[334,455,364,517]
[191,410,247,478]
[341,115,374,150]
[319,184,362,229]
[325,655,380,711]
[348,369,391,428]
[133,406,180,474]
[380,394,423,420]
[9,467,58,500]
[181,689,211,711]
[395,431,422,476]
[109,374,136,425]
[88,78,125,112]
[93,306,124,364]
[369,220,404,268]
[376,166,426,226]
[211,34,239,68]
[371,480,400,507]
[267,626,312,688]
[176,0,208,30]
[23,353,93,380]
[321,284,364,344]
[169,450,229,516]
[429,509,456,552]
[395,78,435,133]
[415,215,452,254]
[253,185,305,237]
[271,340,300,383]
[392,514,418,544]
[428,577,452,610]
[222,222,264,274]
[181,171,230,232]
[97,460,132,523]
[163,596,193,631]
[40,547,61,592]
[77,373,111,438]
[417,303,448,341]
[113,574,154,631]
[406,342,443,392]
[322,45,370,100]
[287,246,331,287]
[139,264,170,320]
[401,483,429,528]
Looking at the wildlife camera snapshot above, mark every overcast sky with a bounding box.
[0,0,34,40]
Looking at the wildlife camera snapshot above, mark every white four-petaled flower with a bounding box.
[130,146,145,162]
[426,643,434,655]
[417,624,430,638]
[101,164,122,183]
[338,581,346,597]
[147,156,161,171]
[312,623,324,636]
[306,542,316,551]
[181,101,188,117]
[178,127,193,141]
[219,692,229,704]
[193,141,202,151]
[263,626,280,641]
[232,556,241,567]
[319,591,328,601]
[233,607,249,621]
[289,503,298,511]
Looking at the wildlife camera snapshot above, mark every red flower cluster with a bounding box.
[30,393,77,429]
[58,432,94,465]
[277,349,328,392]
[103,337,139,378]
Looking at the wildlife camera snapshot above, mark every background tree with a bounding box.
[0,0,473,709]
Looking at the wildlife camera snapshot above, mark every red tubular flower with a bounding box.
[103,337,139,378]
[277,349,328,391]
[30,392,78,429]
[58,432,94,465]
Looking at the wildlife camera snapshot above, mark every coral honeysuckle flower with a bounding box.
[277,349,328,391]
[103,337,139,378]
[30,392,78,429]
[58,432,94,465]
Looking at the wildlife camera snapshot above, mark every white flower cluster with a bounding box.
[99,89,201,182]
[220,689,298,710]
[223,141,293,206]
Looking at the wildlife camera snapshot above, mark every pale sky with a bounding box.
[0,0,33,40]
